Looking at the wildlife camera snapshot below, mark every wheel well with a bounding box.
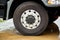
[8,0,59,20]
[9,0,24,19]
[8,0,44,19]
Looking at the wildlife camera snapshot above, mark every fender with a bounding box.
[6,0,13,20]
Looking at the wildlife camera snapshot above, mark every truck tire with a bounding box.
[13,1,48,35]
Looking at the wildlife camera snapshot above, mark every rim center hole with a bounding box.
[26,15,35,24]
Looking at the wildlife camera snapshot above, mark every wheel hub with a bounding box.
[26,15,35,24]
[21,9,41,29]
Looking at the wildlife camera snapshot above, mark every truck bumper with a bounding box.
[42,0,60,7]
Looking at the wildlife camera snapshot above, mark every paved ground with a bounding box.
[0,17,60,40]
[0,18,15,31]
[0,23,59,40]
[0,32,59,40]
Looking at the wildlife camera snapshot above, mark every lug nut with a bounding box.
[38,20,39,22]
[24,12,26,14]
[35,25,37,26]
[29,10,31,12]
[26,26,28,27]
[34,12,36,13]
[37,15,39,17]
[22,17,23,18]
[30,27,33,28]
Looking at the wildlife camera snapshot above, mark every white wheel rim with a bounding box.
[21,9,41,29]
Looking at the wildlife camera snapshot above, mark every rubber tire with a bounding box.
[13,1,48,35]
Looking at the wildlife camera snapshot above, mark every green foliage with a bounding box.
[0,18,3,22]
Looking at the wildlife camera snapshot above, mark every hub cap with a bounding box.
[26,15,35,24]
[21,9,41,29]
